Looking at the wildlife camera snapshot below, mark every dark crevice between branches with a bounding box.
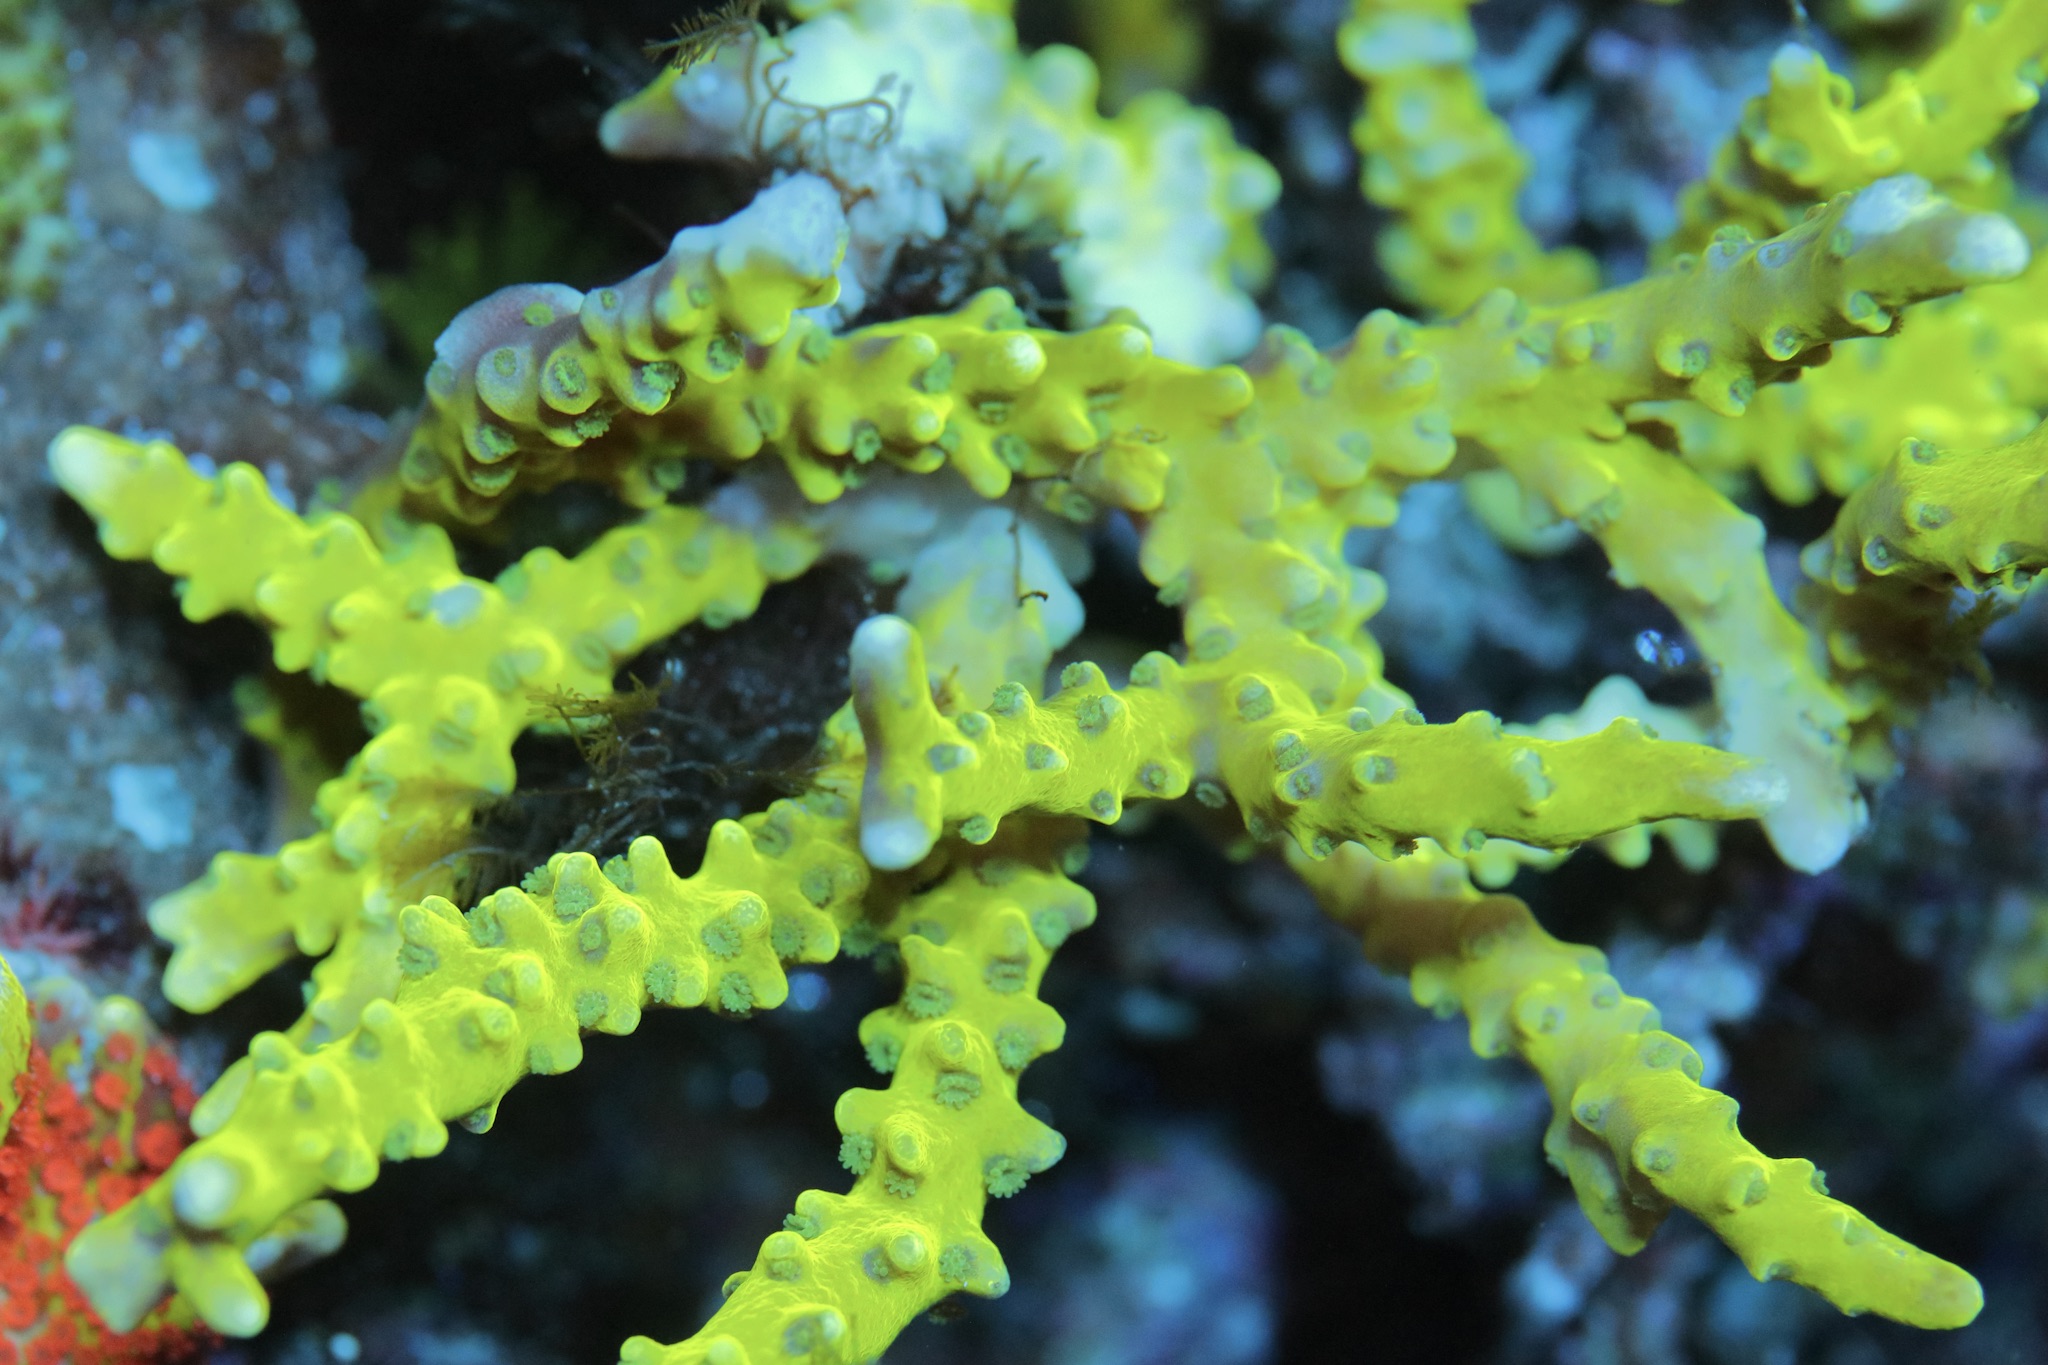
[460,561,880,902]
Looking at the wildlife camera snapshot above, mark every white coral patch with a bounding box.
[126,131,217,212]
[108,763,194,851]
[1948,216,2030,283]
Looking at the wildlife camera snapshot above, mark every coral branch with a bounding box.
[1803,417,2048,768]
[631,835,1086,1363]
[848,616,1779,871]
[1666,5,2048,256]
[1338,0,1598,314]
[66,784,864,1337]
[599,0,1277,362]
[1296,842,1983,1331]
[50,428,813,1036]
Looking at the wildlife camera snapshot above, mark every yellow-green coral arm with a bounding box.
[1211,675,1782,862]
[1435,177,2028,870]
[1294,841,1983,1330]
[1810,417,2048,596]
[1452,175,2031,430]
[848,617,1782,870]
[400,173,844,521]
[1665,6,2048,255]
[408,260,1243,527]
[1338,0,1598,314]
[1801,417,2048,764]
[850,617,1197,869]
[49,427,813,1034]
[1639,259,2048,506]
[627,843,1089,1364]
[66,787,864,1338]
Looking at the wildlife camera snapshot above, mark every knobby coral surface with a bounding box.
[26,0,2048,1360]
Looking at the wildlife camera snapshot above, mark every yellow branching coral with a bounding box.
[1338,0,1598,315]
[1634,6,2048,508]
[600,0,1278,364]
[1256,171,2025,874]
[1466,675,1722,887]
[1339,0,2048,515]
[1815,423,2048,594]
[46,0,2040,1355]
[398,174,848,521]
[642,837,1086,1364]
[1638,260,2048,506]
[56,171,2000,1350]
[1666,3,2048,256]
[70,808,863,1336]
[1802,419,2048,770]
[51,426,818,1040]
[1294,840,1982,1330]
[0,0,71,347]
[848,614,1775,872]
[409,156,2026,878]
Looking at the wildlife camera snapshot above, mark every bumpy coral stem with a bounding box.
[630,832,1086,1364]
[1802,416,2048,768]
[66,786,864,1336]
[1665,3,2048,256]
[1295,842,1982,1330]
[849,616,1782,870]
[1438,176,2028,870]
[1338,0,1598,314]
[49,427,816,1039]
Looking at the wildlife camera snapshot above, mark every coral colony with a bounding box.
[9,0,2048,1360]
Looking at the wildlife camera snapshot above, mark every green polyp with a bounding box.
[933,1071,981,1107]
[852,423,884,463]
[917,354,955,394]
[984,1154,1030,1198]
[771,917,807,959]
[864,1033,902,1074]
[545,353,588,401]
[717,972,755,1014]
[636,360,681,404]
[644,961,681,1005]
[905,981,953,1018]
[472,423,518,462]
[703,334,743,374]
[702,916,744,960]
[839,1132,876,1175]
